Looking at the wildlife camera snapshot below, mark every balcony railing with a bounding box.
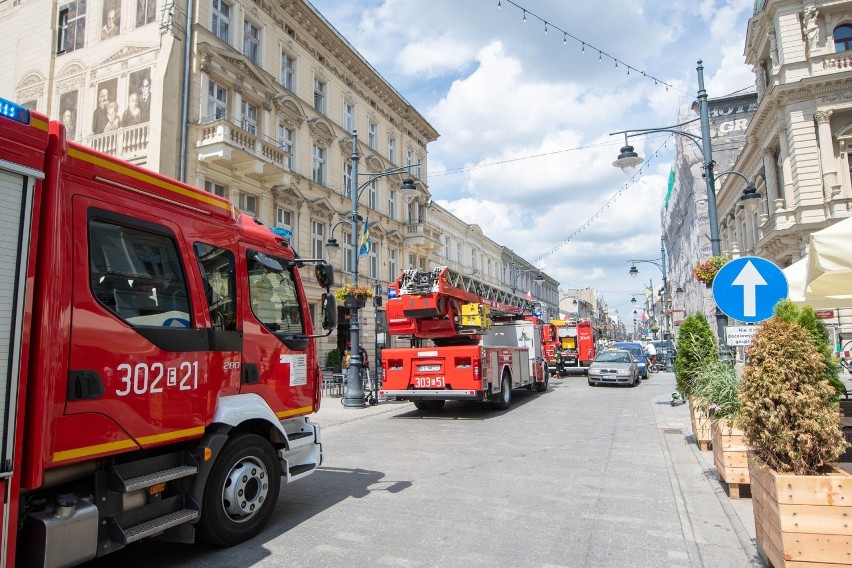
[88,122,150,161]
[197,114,291,177]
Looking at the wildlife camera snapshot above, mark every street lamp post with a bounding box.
[611,60,730,357]
[627,236,671,341]
[331,131,416,408]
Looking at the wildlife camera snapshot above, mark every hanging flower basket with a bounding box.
[335,284,373,308]
[693,255,730,285]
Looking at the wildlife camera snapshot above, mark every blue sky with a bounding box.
[309,0,754,320]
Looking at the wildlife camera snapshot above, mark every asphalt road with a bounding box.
[85,372,765,568]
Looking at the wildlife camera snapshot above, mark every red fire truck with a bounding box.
[0,99,337,567]
[379,267,549,411]
[559,320,597,375]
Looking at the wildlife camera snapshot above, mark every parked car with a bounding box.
[612,341,648,379]
[587,349,639,387]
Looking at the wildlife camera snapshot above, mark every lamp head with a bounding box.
[400,177,417,193]
[325,237,340,262]
[613,145,644,175]
[740,184,760,211]
[534,271,545,284]
[675,286,684,294]
[629,264,639,277]
[631,295,637,304]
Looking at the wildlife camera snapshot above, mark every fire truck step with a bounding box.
[121,509,200,544]
[288,463,315,477]
[288,431,313,440]
[121,465,199,492]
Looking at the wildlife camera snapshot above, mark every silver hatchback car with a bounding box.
[587,349,639,387]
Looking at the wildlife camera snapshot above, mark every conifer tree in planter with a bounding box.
[738,315,850,567]
[674,314,718,450]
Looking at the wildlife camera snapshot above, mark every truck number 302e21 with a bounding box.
[113,361,200,395]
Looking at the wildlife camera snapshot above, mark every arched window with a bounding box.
[834,24,852,52]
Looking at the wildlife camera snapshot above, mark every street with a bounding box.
[86,373,763,568]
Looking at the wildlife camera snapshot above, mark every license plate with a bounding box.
[418,364,441,372]
[414,376,445,388]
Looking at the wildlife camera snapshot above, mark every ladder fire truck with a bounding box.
[379,267,549,411]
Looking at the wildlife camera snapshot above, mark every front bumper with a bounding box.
[379,389,483,401]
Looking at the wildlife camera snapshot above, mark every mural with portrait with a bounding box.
[59,90,79,140]
[101,0,121,40]
[92,78,118,135]
[128,68,152,124]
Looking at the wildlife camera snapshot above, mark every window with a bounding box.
[388,137,396,164]
[276,208,292,229]
[311,220,325,260]
[240,99,257,135]
[313,78,326,114]
[368,121,378,149]
[280,52,295,91]
[136,0,157,28]
[387,189,396,220]
[312,145,326,185]
[343,101,354,133]
[204,180,226,197]
[248,252,303,335]
[194,243,236,331]
[243,19,260,64]
[89,219,190,327]
[388,248,397,282]
[58,1,86,54]
[238,192,257,216]
[368,179,377,210]
[207,81,227,121]
[417,157,423,179]
[343,230,354,273]
[212,0,230,44]
[456,242,462,264]
[835,24,852,52]
[369,241,379,279]
[343,162,352,198]
[278,124,295,170]
[443,236,449,260]
[406,150,413,169]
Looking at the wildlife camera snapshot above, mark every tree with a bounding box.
[674,314,718,397]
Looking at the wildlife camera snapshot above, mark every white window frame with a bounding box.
[388,248,397,282]
[241,99,258,135]
[311,220,325,260]
[387,189,396,220]
[388,137,396,164]
[239,192,257,216]
[207,80,228,121]
[278,124,295,170]
[204,179,226,197]
[312,144,326,185]
[212,0,230,44]
[313,78,326,114]
[343,162,352,198]
[343,101,354,133]
[343,229,354,273]
[58,1,86,54]
[368,121,378,149]
[369,241,379,279]
[280,51,295,91]
[243,18,261,65]
[368,179,377,210]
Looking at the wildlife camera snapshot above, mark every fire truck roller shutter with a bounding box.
[402,295,448,318]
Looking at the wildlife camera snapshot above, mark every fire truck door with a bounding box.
[63,198,213,458]
[239,245,314,416]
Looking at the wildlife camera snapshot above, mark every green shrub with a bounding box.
[674,314,718,397]
[773,299,845,402]
[738,317,848,475]
[693,360,740,420]
[325,348,342,369]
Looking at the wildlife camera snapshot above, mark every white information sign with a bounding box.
[280,354,308,386]
[726,326,760,346]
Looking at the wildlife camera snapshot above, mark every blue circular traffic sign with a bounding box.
[712,256,788,323]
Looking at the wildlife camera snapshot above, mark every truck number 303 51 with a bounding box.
[115,362,199,396]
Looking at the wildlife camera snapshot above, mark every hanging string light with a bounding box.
[495,0,684,94]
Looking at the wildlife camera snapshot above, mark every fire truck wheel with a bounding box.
[490,372,512,410]
[197,433,281,546]
[413,400,445,411]
[536,364,549,392]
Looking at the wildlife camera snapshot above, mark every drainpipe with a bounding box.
[178,0,194,182]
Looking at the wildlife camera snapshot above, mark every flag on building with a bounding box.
[358,218,370,258]
[525,290,532,300]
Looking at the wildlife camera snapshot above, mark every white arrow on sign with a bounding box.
[731,260,767,317]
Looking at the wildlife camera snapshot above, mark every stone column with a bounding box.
[762,148,779,215]
[814,109,841,198]
[778,125,795,209]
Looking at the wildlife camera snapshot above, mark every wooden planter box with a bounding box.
[689,397,712,451]
[749,455,852,568]
[711,418,749,498]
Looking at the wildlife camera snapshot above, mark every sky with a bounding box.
[308,0,755,322]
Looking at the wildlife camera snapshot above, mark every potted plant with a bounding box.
[674,314,718,450]
[694,361,748,498]
[325,348,342,373]
[738,310,850,568]
[693,255,729,288]
[334,283,374,308]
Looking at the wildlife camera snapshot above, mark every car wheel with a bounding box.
[587,377,595,386]
[197,433,280,546]
[490,371,512,410]
[413,400,429,411]
[424,400,445,411]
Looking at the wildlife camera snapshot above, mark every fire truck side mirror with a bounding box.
[321,292,337,331]
[315,262,335,289]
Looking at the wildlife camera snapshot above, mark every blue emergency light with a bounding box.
[0,97,31,125]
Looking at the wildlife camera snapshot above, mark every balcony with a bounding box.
[404,222,442,254]
[812,51,852,76]
[195,116,291,183]
[89,122,149,162]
